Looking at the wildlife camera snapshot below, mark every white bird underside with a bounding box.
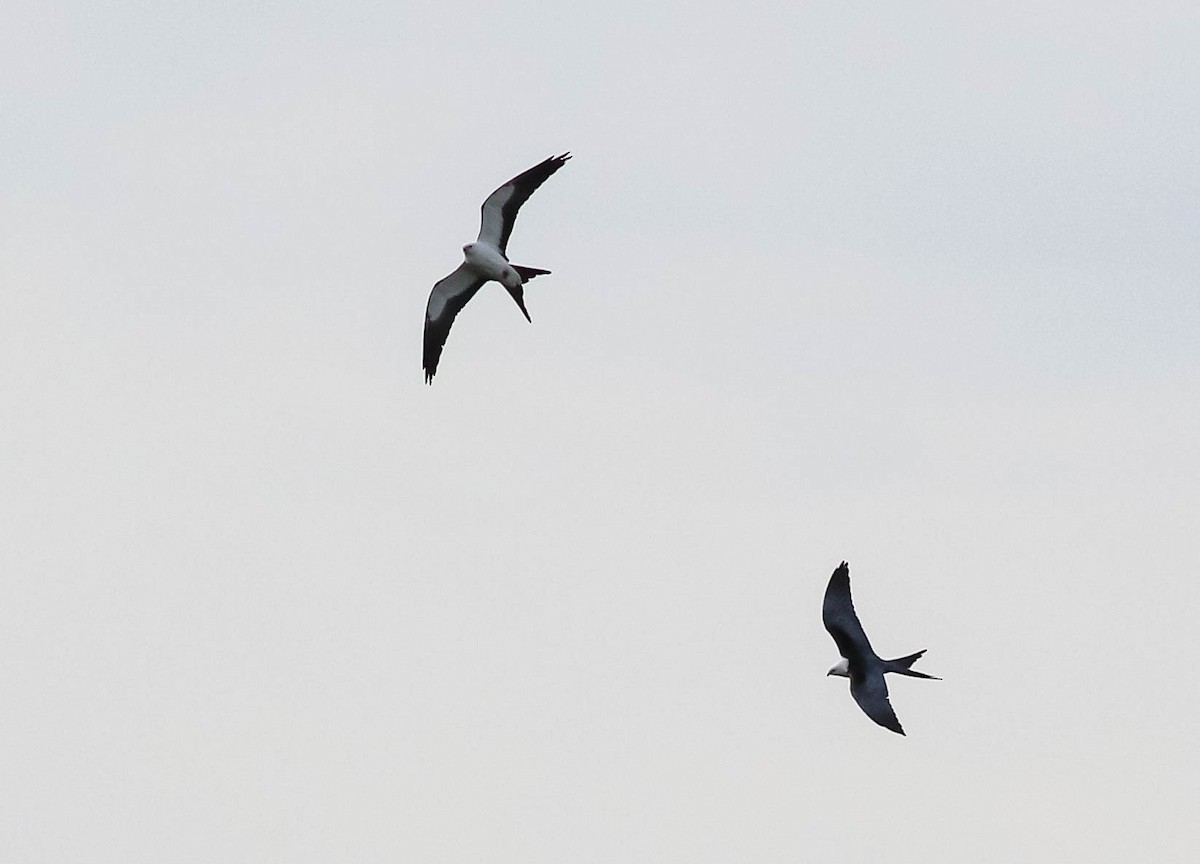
[422,153,571,383]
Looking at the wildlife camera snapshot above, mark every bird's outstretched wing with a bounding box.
[850,671,905,735]
[478,153,571,254]
[423,263,486,383]
[822,561,878,666]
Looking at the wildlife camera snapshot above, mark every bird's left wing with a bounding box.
[850,672,905,735]
[477,153,571,254]
[822,561,877,665]
[423,263,486,383]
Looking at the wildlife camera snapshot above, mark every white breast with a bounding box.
[463,242,510,282]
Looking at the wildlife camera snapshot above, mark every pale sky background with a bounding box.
[3,1,1199,861]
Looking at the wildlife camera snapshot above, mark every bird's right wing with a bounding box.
[850,672,905,735]
[822,561,877,665]
[423,264,486,383]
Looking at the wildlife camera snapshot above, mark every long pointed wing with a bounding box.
[477,153,571,254]
[822,561,878,665]
[423,263,486,383]
[850,671,905,735]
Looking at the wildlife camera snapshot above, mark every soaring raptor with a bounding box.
[823,561,939,735]
[422,153,571,383]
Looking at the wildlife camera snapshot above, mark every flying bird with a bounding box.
[422,153,571,383]
[823,561,939,735]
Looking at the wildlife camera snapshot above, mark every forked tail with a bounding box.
[884,649,941,680]
[512,265,550,283]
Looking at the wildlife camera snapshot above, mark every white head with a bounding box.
[462,241,496,272]
[826,658,850,678]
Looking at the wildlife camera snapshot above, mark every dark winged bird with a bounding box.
[422,153,571,383]
[823,561,939,735]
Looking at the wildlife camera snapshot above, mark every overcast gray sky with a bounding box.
[3,1,1199,861]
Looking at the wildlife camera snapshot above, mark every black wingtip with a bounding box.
[536,153,570,170]
[543,152,571,173]
[879,712,906,736]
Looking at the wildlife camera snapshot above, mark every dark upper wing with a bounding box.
[423,263,486,383]
[478,153,571,254]
[850,671,905,735]
[822,561,878,665]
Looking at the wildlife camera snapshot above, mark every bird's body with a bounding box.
[822,561,938,735]
[422,153,571,383]
[463,241,524,291]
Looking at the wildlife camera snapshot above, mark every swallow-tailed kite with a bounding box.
[823,561,939,735]
[422,153,571,383]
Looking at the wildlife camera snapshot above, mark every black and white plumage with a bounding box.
[823,561,939,735]
[422,153,571,383]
